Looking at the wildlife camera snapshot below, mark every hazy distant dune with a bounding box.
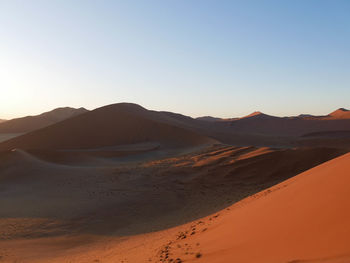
[225,109,350,137]
[0,107,88,134]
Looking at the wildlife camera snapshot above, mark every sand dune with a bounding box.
[0,107,88,134]
[192,109,350,142]
[0,144,346,262]
[328,108,350,119]
[160,152,350,263]
[157,108,350,149]
[0,133,23,143]
[240,111,271,119]
[0,103,350,262]
[0,103,215,151]
[1,104,349,149]
[299,108,350,120]
[228,114,350,136]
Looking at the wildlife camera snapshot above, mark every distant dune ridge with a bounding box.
[0,104,350,149]
[0,103,215,151]
[194,108,350,140]
[0,107,88,133]
[217,108,350,137]
[196,108,350,121]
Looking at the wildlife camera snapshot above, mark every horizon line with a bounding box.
[1,102,348,121]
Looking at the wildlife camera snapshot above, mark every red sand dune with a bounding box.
[0,107,88,133]
[240,111,268,119]
[328,108,350,119]
[0,103,214,150]
[166,152,350,263]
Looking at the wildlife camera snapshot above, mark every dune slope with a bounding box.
[165,152,350,263]
[0,103,214,150]
[328,108,350,119]
[0,107,88,134]
[0,145,347,262]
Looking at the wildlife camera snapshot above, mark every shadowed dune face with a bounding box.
[0,103,215,151]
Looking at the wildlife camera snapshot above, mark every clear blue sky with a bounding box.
[0,0,349,119]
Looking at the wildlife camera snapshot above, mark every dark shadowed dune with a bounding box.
[0,103,215,151]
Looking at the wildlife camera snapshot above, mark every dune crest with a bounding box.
[240,111,266,118]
